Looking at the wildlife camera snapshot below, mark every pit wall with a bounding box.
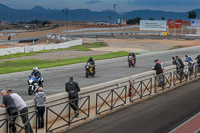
[0,63,198,132]
[0,39,82,56]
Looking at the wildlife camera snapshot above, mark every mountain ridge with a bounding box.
[0,4,199,22]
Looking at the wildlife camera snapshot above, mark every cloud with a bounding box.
[86,0,102,4]
[128,0,200,6]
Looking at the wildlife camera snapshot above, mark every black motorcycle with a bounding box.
[85,63,95,78]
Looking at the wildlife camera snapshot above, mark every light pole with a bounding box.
[62,8,69,30]
[113,4,116,24]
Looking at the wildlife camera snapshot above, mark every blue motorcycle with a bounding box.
[27,76,44,95]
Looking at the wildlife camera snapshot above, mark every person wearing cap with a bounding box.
[1,90,18,133]
[34,87,46,129]
[7,90,33,133]
[65,77,80,117]
[152,59,165,87]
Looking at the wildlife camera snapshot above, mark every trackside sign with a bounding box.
[140,20,167,31]
[191,19,200,27]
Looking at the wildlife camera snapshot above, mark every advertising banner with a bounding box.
[140,20,167,31]
[191,19,200,27]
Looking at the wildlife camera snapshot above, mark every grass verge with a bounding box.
[169,45,183,50]
[0,42,106,60]
[0,51,129,74]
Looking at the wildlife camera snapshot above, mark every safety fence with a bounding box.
[1,64,200,133]
[129,77,152,102]
[46,96,90,132]
[96,86,127,114]
[0,111,37,133]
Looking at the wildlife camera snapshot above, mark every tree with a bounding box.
[188,11,197,19]
[149,17,155,20]
[127,17,142,24]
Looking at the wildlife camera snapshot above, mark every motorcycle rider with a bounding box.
[128,51,136,64]
[30,67,43,86]
[87,57,95,71]
[87,57,95,65]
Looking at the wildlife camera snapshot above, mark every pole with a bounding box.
[113,4,116,25]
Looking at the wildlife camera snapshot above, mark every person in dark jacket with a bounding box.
[87,57,95,72]
[152,59,164,87]
[87,57,95,65]
[1,90,18,133]
[195,54,200,72]
[34,87,46,129]
[65,77,80,117]
[176,56,188,80]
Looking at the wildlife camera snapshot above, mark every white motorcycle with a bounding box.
[27,76,43,95]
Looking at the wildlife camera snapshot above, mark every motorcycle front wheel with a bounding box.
[86,71,89,78]
[28,86,33,95]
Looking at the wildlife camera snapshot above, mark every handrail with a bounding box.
[96,86,127,114]
[46,95,90,132]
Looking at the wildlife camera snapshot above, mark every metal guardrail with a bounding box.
[0,111,37,133]
[46,96,90,132]
[154,72,172,93]
[173,68,187,85]
[129,78,152,102]
[0,118,8,133]
[96,86,127,114]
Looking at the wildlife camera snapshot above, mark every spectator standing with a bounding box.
[65,77,80,117]
[34,87,46,129]
[176,56,188,79]
[185,55,195,76]
[195,54,200,72]
[152,59,165,87]
[7,89,33,133]
[1,90,18,133]
[172,57,182,79]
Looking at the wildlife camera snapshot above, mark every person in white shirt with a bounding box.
[7,89,33,133]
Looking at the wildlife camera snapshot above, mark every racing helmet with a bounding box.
[89,57,93,60]
[33,67,38,71]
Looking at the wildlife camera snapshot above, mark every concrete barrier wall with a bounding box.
[62,25,139,33]
[0,63,198,132]
[0,39,82,56]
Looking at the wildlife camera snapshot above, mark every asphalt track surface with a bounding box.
[0,46,200,104]
[66,79,200,133]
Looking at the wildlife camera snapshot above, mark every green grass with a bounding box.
[169,45,183,50]
[66,42,107,51]
[0,51,129,74]
[0,42,107,60]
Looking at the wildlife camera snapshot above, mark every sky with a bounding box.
[0,0,200,13]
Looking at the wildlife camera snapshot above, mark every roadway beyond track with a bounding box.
[0,45,200,104]
[66,79,200,133]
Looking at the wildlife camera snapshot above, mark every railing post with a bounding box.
[111,89,114,110]
[96,94,98,114]
[36,111,38,133]
[46,107,48,132]
[68,101,71,126]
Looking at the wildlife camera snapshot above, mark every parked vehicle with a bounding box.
[128,56,135,67]
[85,62,95,78]
[27,76,43,95]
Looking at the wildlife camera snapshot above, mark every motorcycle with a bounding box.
[128,56,135,67]
[27,76,43,95]
[85,62,95,78]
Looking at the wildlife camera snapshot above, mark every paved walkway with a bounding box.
[65,79,200,133]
